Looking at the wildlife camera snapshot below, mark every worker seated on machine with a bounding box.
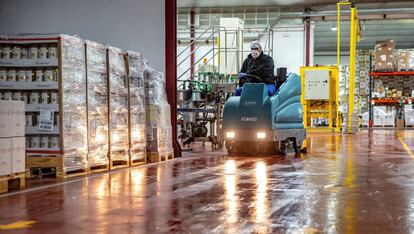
[235,41,276,96]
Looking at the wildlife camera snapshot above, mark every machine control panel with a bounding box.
[304,70,330,100]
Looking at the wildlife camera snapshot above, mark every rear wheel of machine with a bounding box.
[292,138,300,156]
[279,140,287,156]
[226,141,236,154]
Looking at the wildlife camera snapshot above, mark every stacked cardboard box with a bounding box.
[356,50,371,114]
[374,40,395,71]
[339,65,361,114]
[339,50,371,116]
[0,101,25,176]
[403,76,414,97]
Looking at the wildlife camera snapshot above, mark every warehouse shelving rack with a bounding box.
[368,70,414,128]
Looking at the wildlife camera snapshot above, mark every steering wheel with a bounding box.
[239,74,263,87]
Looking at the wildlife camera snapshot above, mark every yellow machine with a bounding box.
[300,66,341,132]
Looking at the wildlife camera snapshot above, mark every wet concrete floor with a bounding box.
[1,130,414,233]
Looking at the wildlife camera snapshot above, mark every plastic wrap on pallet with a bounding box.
[373,106,396,126]
[126,51,146,161]
[108,46,129,161]
[60,35,88,171]
[85,40,109,167]
[404,105,414,126]
[361,112,369,126]
[144,64,173,156]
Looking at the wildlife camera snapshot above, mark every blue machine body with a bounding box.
[222,73,305,152]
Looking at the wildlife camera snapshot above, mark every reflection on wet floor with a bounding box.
[1,130,414,233]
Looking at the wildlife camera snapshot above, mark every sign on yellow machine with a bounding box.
[300,66,341,132]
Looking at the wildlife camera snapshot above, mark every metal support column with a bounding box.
[165,0,182,157]
[190,10,195,80]
[305,18,311,66]
[347,6,357,132]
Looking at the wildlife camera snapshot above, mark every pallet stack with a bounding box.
[338,65,361,115]
[357,50,371,115]
[0,101,26,193]
[373,106,396,127]
[0,34,173,181]
[126,51,147,166]
[107,47,130,169]
[0,34,89,179]
[144,68,174,162]
[85,40,109,173]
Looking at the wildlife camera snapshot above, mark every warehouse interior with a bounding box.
[1,0,414,233]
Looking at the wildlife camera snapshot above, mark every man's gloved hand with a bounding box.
[238,73,247,79]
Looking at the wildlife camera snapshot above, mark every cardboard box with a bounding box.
[0,101,25,138]
[11,137,25,173]
[11,101,25,137]
[0,101,12,138]
[397,51,409,71]
[408,51,414,69]
[375,40,395,70]
[0,138,12,176]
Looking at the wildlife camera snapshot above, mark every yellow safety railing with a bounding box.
[337,1,361,133]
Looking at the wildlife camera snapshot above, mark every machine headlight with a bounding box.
[256,132,266,139]
[226,131,235,138]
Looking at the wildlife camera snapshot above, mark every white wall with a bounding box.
[0,0,165,71]
[273,25,306,75]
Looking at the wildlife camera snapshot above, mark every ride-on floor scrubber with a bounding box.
[222,72,306,155]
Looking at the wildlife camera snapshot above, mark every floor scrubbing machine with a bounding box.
[222,70,306,155]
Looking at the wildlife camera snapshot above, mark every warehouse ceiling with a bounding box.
[178,0,414,12]
[177,0,414,52]
[315,19,414,52]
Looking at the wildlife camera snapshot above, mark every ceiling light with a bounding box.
[331,27,338,31]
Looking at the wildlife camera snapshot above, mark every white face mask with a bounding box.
[251,50,260,58]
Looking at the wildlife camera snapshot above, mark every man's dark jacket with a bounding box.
[240,52,275,84]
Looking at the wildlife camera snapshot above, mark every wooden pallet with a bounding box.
[372,125,395,128]
[0,172,26,193]
[89,163,109,174]
[130,149,146,166]
[26,155,89,179]
[130,158,146,166]
[109,159,130,170]
[109,149,130,170]
[147,152,174,163]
